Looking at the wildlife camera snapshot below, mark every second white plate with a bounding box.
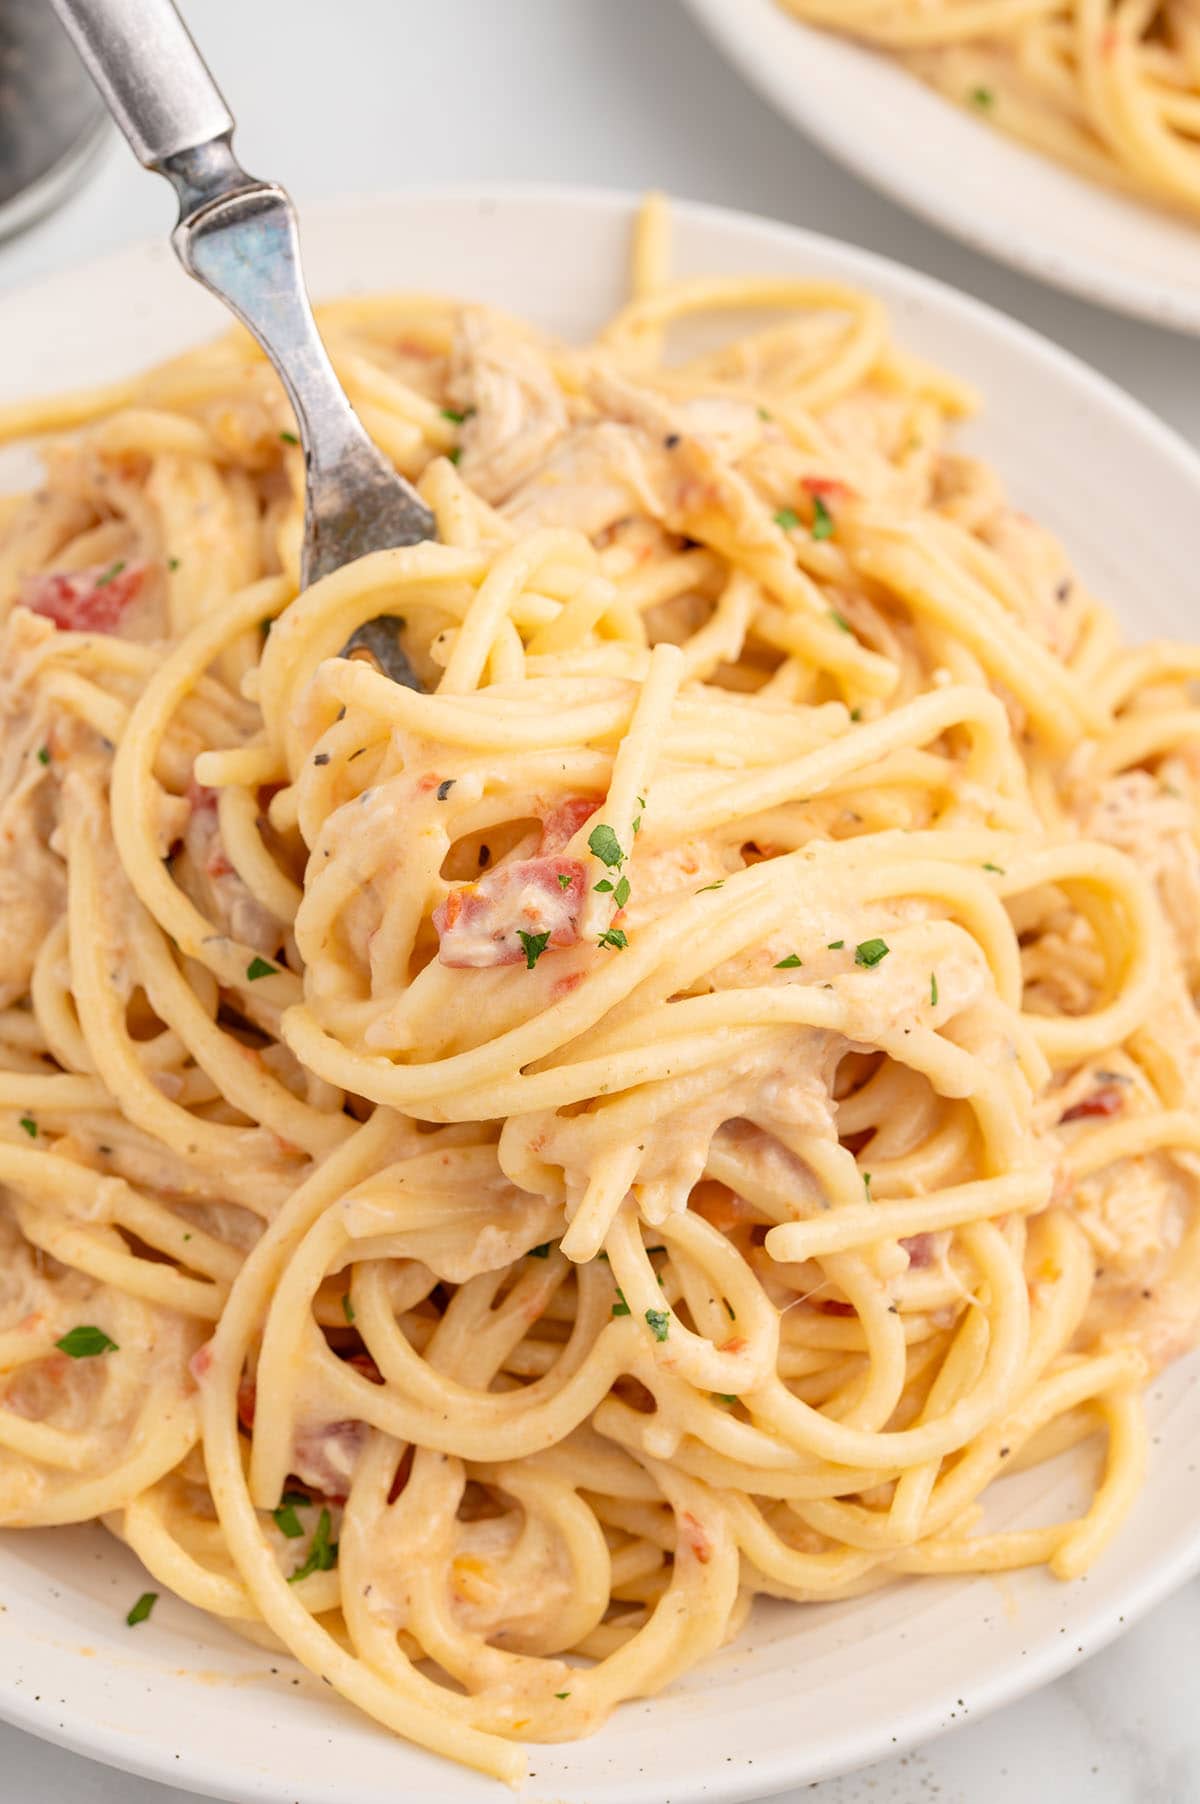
[685,0,1200,335]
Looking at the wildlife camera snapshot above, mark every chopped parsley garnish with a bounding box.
[435,778,455,800]
[36,745,50,766]
[970,86,995,108]
[724,1299,736,1320]
[930,971,939,1007]
[95,560,126,588]
[612,1288,631,1318]
[273,1491,309,1539]
[774,953,803,969]
[168,556,181,572]
[863,1171,872,1199]
[341,1293,355,1324]
[811,495,835,541]
[854,937,890,968]
[774,507,799,532]
[597,928,628,951]
[517,929,551,970]
[588,823,625,868]
[849,707,862,722]
[126,1591,158,1627]
[829,608,852,633]
[827,939,844,949]
[447,447,462,465]
[555,1690,571,1699]
[714,1393,737,1405]
[645,1308,670,1341]
[696,880,724,892]
[246,956,278,980]
[279,430,299,445]
[982,861,1006,874]
[757,406,772,421]
[288,1506,337,1582]
[557,872,572,890]
[612,875,631,908]
[18,1115,36,1137]
[529,1242,552,1258]
[441,407,467,423]
[56,1324,117,1358]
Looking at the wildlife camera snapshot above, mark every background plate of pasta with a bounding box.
[685,0,1200,336]
[2,186,1200,1803]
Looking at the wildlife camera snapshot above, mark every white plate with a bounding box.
[684,0,1200,335]
[2,186,1200,1804]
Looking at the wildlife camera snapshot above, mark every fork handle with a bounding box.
[47,0,233,168]
[48,0,437,589]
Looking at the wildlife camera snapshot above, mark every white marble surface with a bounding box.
[1,2,1198,1800]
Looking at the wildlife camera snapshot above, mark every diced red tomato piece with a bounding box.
[21,561,146,633]
[1060,1085,1125,1124]
[538,795,603,855]
[434,856,586,967]
[801,477,854,501]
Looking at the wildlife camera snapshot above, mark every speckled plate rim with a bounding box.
[1,185,1200,1804]
[683,0,1200,336]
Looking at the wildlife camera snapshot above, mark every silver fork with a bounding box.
[49,0,432,682]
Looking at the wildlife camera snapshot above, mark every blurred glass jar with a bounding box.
[0,0,105,242]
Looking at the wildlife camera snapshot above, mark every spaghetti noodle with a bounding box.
[0,196,1198,1783]
[780,1,1200,221]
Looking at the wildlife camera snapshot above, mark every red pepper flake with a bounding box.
[802,476,854,501]
[1060,1085,1125,1123]
[679,1509,714,1565]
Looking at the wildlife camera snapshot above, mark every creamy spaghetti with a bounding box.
[780,1,1200,221]
[0,195,1198,1784]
